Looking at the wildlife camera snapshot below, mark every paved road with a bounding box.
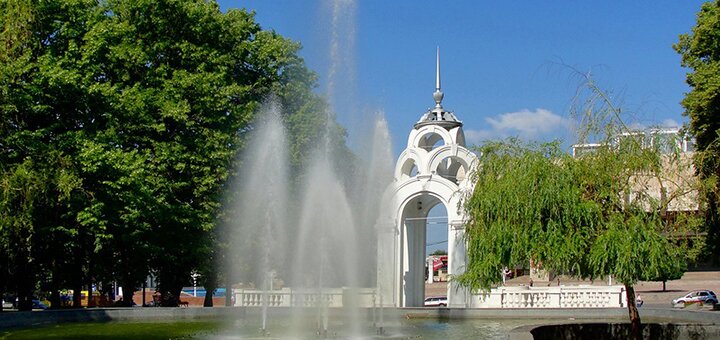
[634,271,720,309]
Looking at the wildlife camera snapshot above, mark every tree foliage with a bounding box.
[458,138,701,289]
[459,76,705,337]
[675,0,720,264]
[0,0,333,309]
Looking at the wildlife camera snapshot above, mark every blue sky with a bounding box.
[222,0,707,254]
[223,0,705,155]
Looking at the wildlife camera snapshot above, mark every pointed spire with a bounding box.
[414,47,462,130]
[433,47,444,109]
[436,47,441,91]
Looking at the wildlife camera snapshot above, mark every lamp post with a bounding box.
[192,273,199,297]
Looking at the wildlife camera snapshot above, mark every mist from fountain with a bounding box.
[358,115,395,334]
[225,99,394,337]
[290,150,359,335]
[224,101,289,334]
[224,0,399,335]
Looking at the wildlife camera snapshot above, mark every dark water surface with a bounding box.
[209,318,539,339]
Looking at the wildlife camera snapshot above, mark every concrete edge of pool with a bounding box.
[2,307,718,339]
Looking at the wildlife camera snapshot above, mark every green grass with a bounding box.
[0,321,222,339]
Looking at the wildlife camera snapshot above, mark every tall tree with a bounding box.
[675,0,720,264]
[458,80,705,339]
[0,0,335,308]
[0,0,95,311]
[71,0,328,306]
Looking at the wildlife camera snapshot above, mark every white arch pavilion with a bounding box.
[376,49,478,307]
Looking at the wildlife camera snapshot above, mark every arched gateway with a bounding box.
[377,49,477,307]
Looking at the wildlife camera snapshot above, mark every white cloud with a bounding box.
[627,119,681,131]
[464,108,569,145]
[463,129,497,143]
[660,119,680,128]
[627,122,646,131]
[486,108,567,136]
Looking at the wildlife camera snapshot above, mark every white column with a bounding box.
[448,221,468,307]
[427,257,434,284]
[402,218,426,307]
[376,222,397,307]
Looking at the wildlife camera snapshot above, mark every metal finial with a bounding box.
[433,47,444,108]
[436,47,441,91]
[414,47,463,129]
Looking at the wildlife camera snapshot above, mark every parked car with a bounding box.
[424,296,448,307]
[2,294,16,309]
[32,299,48,310]
[671,290,718,306]
[2,299,14,309]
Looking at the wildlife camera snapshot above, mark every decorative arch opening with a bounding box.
[455,129,466,147]
[400,193,448,307]
[399,157,419,180]
[433,155,469,184]
[416,132,445,152]
[424,203,448,297]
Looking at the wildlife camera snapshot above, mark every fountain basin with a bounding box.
[2,306,719,339]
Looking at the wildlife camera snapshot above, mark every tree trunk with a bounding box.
[17,294,32,311]
[706,192,720,266]
[72,232,84,308]
[625,284,642,340]
[86,276,93,307]
[120,276,137,307]
[172,286,183,307]
[49,267,61,309]
[16,255,33,311]
[0,254,6,312]
[225,283,232,307]
[662,280,666,292]
[202,272,217,307]
[0,261,6,312]
[50,289,60,310]
[121,290,134,306]
[142,281,146,307]
[160,284,183,307]
[203,286,215,307]
[72,283,82,308]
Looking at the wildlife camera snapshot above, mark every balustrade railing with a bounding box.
[233,288,375,308]
[234,285,627,308]
[481,285,626,308]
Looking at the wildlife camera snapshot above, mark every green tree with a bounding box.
[0,0,335,309]
[675,0,720,264]
[458,81,704,339]
[0,0,95,311]
[72,0,329,306]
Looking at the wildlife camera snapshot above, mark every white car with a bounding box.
[672,290,718,306]
[2,299,13,309]
[424,296,448,307]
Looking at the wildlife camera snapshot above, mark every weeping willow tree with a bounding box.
[458,76,706,339]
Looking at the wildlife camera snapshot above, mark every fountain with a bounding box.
[221,0,396,335]
[223,100,289,335]
[290,149,360,336]
[223,86,396,337]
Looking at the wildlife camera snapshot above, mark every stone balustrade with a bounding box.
[234,285,627,308]
[471,285,627,308]
[233,287,375,308]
